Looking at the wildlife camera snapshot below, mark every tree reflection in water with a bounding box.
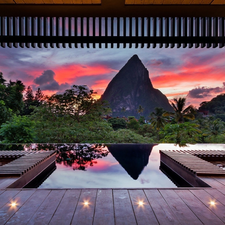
[56,144,109,171]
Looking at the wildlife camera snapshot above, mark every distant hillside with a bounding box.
[101,55,173,118]
[199,93,225,114]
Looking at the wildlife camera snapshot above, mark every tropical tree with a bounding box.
[127,116,140,130]
[0,100,13,127]
[160,122,201,146]
[22,86,35,115]
[108,117,127,130]
[45,85,110,122]
[137,105,144,116]
[34,88,45,107]
[150,107,167,140]
[0,73,25,114]
[121,107,126,112]
[164,97,195,123]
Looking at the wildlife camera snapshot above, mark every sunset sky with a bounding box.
[0,46,225,108]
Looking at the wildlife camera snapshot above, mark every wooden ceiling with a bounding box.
[1,0,225,4]
[0,0,101,4]
[1,0,225,17]
[125,0,225,4]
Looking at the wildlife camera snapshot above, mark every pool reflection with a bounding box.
[56,144,109,171]
[38,143,177,188]
[108,144,154,180]
[55,144,155,180]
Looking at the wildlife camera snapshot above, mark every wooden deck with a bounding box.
[0,151,56,176]
[167,150,225,158]
[161,151,225,176]
[0,177,225,225]
[0,151,34,159]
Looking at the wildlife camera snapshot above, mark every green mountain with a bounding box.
[199,93,225,114]
[101,55,173,118]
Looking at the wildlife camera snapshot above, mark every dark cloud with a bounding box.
[89,59,124,71]
[146,57,180,69]
[147,59,162,67]
[187,83,225,99]
[6,70,34,83]
[34,70,55,85]
[34,70,70,91]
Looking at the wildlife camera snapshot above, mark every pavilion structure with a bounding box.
[0,0,225,48]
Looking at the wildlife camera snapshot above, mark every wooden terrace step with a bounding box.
[167,149,225,158]
[0,150,35,159]
[0,151,56,176]
[161,150,225,176]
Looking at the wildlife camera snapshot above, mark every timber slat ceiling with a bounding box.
[125,0,225,4]
[1,0,225,4]
[0,0,101,4]
[0,16,225,48]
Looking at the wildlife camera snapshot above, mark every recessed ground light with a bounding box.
[9,200,18,209]
[138,200,144,207]
[83,201,90,207]
[209,200,216,207]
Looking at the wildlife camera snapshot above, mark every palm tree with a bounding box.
[164,97,195,123]
[137,105,144,116]
[121,107,126,112]
[150,107,167,140]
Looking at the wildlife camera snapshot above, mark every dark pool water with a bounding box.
[38,144,177,188]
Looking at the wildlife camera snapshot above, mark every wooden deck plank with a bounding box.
[175,189,224,225]
[191,189,225,223]
[0,189,35,224]
[159,189,202,225]
[113,189,137,225]
[0,178,18,189]
[200,177,225,194]
[0,190,20,209]
[144,190,180,225]
[27,190,65,225]
[129,189,159,225]
[71,189,97,225]
[205,188,225,206]
[0,178,9,185]
[93,189,115,225]
[49,189,81,225]
[5,190,50,225]
[214,177,225,186]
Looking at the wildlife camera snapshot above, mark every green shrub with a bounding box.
[160,122,201,146]
[108,129,154,143]
[127,117,140,130]
[0,115,35,143]
[108,117,127,130]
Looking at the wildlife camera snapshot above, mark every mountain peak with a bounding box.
[101,55,173,118]
[126,54,145,68]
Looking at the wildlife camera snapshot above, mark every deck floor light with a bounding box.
[83,200,90,207]
[137,200,145,207]
[209,200,216,207]
[9,200,18,209]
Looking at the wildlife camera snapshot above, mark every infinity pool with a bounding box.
[37,144,177,188]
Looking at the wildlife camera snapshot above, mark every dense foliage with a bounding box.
[199,94,225,114]
[0,72,225,145]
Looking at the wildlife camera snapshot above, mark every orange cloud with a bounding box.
[90,79,110,99]
[151,66,224,89]
[165,91,189,98]
[54,64,113,84]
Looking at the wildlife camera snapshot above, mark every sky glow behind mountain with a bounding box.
[0,46,225,108]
